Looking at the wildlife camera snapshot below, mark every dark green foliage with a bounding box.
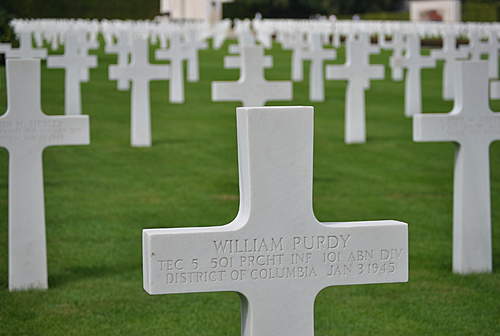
[462,1,500,21]
[0,0,158,20]
[224,0,406,19]
[0,8,14,43]
[361,11,410,21]
[0,0,159,48]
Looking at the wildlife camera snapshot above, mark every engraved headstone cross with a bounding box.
[1,59,89,290]
[144,106,408,335]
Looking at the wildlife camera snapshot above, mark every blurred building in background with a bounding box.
[160,0,234,22]
[409,0,461,22]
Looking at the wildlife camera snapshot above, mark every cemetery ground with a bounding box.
[0,40,499,335]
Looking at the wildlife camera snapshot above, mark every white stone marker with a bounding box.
[303,33,336,102]
[228,30,256,55]
[402,34,436,117]
[3,31,47,59]
[224,54,272,69]
[413,61,499,274]
[491,80,500,100]
[380,32,406,81]
[110,37,170,147]
[291,33,308,82]
[326,34,384,144]
[1,59,89,290]
[461,29,482,62]
[105,31,131,90]
[0,42,12,56]
[224,47,270,90]
[212,46,292,107]
[212,20,231,50]
[143,106,408,335]
[77,31,98,83]
[482,31,500,79]
[47,32,97,115]
[431,32,467,100]
[156,33,187,104]
[185,30,208,82]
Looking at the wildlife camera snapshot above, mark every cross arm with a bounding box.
[109,65,128,81]
[369,45,381,54]
[0,43,12,54]
[316,220,408,289]
[211,81,245,102]
[8,49,47,59]
[143,219,408,296]
[423,57,437,68]
[44,115,90,147]
[47,55,67,68]
[87,55,98,68]
[143,225,244,295]
[401,56,435,69]
[413,113,458,142]
[369,64,385,80]
[325,64,350,80]
[429,49,444,59]
[229,44,240,54]
[302,50,336,61]
[390,55,404,69]
[145,65,171,81]
[224,55,272,69]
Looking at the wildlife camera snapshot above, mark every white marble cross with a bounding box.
[461,29,483,62]
[224,52,272,69]
[290,32,309,82]
[431,32,468,100]
[302,33,336,102]
[110,37,170,147]
[481,31,500,79]
[212,46,292,107]
[413,61,499,274]
[326,33,384,143]
[461,29,500,80]
[380,32,406,81]
[212,20,231,50]
[184,30,208,82]
[105,31,131,90]
[156,33,187,104]
[0,42,12,55]
[143,106,408,335]
[77,31,99,83]
[3,31,47,59]
[402,34,436,117]
[491,80,500,100]
[1,59,89,291]
[47,32,97,115]
[228,30,256,55]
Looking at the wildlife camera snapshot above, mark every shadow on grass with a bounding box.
[49,263,140,288]
[154,138,193,146]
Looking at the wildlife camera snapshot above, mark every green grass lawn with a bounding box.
[0,39,499,335]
